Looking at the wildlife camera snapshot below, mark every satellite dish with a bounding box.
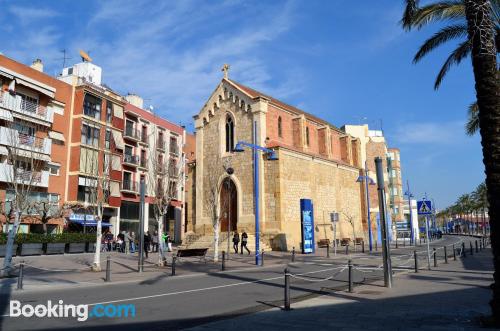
[79,50,92,62]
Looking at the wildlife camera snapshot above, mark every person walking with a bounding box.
[166,233,172,252]
[130,231,136,253]
[152,231,159,252]
[144,232,151,258]
[241,232,250,255]
[123,231,131,254]
[232,232,240,254]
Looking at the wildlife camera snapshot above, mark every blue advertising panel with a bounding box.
[300,199,315,254]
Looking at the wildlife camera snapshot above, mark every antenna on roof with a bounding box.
[79,50,92,62]
[58,49,72,69]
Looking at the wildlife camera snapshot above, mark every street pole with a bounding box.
[138,179,145,273]
[334,222,337,256]
[425,215,431,270]
[364,161,373,252]
[375,157,392,288]
[227,179,230,256]
[406,180,414,245]
[253,121,260,266]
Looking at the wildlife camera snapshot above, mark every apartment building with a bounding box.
[387,148,405,223]
[0,55,72,234]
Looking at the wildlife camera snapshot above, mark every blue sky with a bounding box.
[0,0,484,208]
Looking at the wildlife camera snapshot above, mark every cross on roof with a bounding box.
[221,63,230,79]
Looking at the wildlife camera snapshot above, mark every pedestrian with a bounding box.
[161,232,167,252]
[144,232,151,258]
[152,231,159,252]
[123,231,131,254]
[166,233,172,252]
[130,231,136,253]
[241,232,250,255]
[232,232,240,254]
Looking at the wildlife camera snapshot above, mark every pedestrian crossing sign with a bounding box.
[417,200,433,215]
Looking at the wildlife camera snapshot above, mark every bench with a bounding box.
[354,238,364,246]
[176,248,209,262]
[340,238,351,246]
[317,239,330,248]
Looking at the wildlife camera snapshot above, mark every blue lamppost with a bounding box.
[404,180,415,245]
[234,126,278,265]
[356,160,376,252]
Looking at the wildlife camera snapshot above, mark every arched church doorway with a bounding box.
[220,177,237,232]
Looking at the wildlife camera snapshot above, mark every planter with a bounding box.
[20,243,44,256]
[68,243,86,254]
[0,244,18,257]
[86,242,96,253]
[45,243,66,255]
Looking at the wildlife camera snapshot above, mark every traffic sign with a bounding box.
[417,200,433,215]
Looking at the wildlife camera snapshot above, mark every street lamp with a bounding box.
[223,165,234,255]
[404,180,414,245]
[356,160,376,252]
[233,128,278,265]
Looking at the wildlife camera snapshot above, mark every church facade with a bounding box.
[187,73,366,251]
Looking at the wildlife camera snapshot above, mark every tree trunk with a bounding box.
[157,218,165,266]
[1,210,20,277]
[92,207,103,271]
[213,220,220,262]
[42,222,48,235]
[464,0,500,321]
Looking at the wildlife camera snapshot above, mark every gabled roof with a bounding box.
[225,79,342,132]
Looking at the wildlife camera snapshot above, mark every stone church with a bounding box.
[186,68,366,251]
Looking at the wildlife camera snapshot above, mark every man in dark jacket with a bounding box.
[144,231,151,258]
[241,232,250,255]
[232,232,240,254]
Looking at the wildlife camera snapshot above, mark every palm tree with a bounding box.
[466,102,480,135]
[403,0,499,321]
[473,182,489,234]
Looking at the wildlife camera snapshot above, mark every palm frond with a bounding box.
[434,39,471,89]
[410,1,465,30]
[413,24,468,63]
[466,102,480,136]
[402,0,421,31]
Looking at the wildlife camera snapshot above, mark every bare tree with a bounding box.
[33,200,73,235]
[1,115,48,276]
[341,210,358,252]
[147,126,183,266]
[204,156,231,262]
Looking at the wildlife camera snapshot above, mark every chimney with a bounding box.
[31,59,43,72]
[125,93,144,109]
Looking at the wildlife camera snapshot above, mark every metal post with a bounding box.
[105,255,111,282]
[17,261,24,290]
[253,121,260,266]
[475,240,478,253]
[171,256,176,276]
[292,247,295,262]
[284,268,290,311]
[138,179,145,273]
[453,244,457,260]
[345,243,349,255]
[414,250,418,273]
[261,249,264,266]
[362,240,365,253]
[375,240,378,251]
[396,237,398,249]
[333,222,337,256]
[462,242,466,257]
[364,161,373,252]
[470,242,473,255]
[444,246,448,264]
[222,251,226,271]
[326,242,330,258]
[433,248,437,267]
[348,259,353,293]
[406,181,415,245]
[424,215,431,270]
[375,157,392,288]
[403,237,406,247]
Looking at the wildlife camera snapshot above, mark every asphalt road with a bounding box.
[0,235,472,330]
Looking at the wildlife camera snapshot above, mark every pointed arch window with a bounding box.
[225,115,234,152]
[305,126,310,146]
[278,116,282,138]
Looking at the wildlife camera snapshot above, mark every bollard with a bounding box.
[420,238,422,245]
[261,249,265,266]
[470,242,473,256]
[326,242,330,258]
[444,246,448,264]
[414,250,418,273]
[284,268,290,311]
[403,238,406,247]
[375,241,378,251]
[362,240,365,253]
[17,261,24,290]
[292,247,295,262]
[462,242,466,258]
[345,244,349,255]
[475,240,478,253]
[396,238,398,249]
[433,248,437,267]
[348,259,353,293]
[171,256,176,276]
[480,240,483,250]
[453,244,456,261]
[222,251,226,271]
[105,255,111,282]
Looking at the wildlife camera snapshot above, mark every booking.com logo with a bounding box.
[10,300,136,322]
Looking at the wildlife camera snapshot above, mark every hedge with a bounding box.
[0,233,97,244]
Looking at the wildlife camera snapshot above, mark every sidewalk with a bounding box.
[188,245,494,330]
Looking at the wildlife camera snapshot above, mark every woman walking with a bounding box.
[232,232,240,254]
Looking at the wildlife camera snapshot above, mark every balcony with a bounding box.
[168,165,180,178]
[0,127,52,157]
[121,180,138,194]
[169,144,179,156]
[124,126,140,142]
[0,163,49,187]
[139,157,147,169]
[123,154,139,167]
[0,93,54,126]
[140,131,148,144]
[157,139,165,151]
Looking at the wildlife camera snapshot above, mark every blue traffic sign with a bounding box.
[417,200,433,215]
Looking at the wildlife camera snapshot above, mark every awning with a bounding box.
[113,104,124,119]
[1,66,56,98]
[14,149,51,161]
[78,176,98,187]
[112,130,124,150]
[0,69,14,80]
[15,78,55,99]
[0,146,8,155]
[48,131,66,142]
[110,181,120,197]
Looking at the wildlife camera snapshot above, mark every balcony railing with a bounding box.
[139,157,147,168]
[157,139,165,150]
[169,144,179,156]
[124,126,141,141]
[0,93,54,124]
[169,165,179,177]
[121,180,138,193]
[0,127,52,156]
[123,154,139,166]
[140,132,148,144]
[0,163,49,187]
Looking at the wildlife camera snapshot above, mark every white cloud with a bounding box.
[392,120,465,145]
[9,6,59,24]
